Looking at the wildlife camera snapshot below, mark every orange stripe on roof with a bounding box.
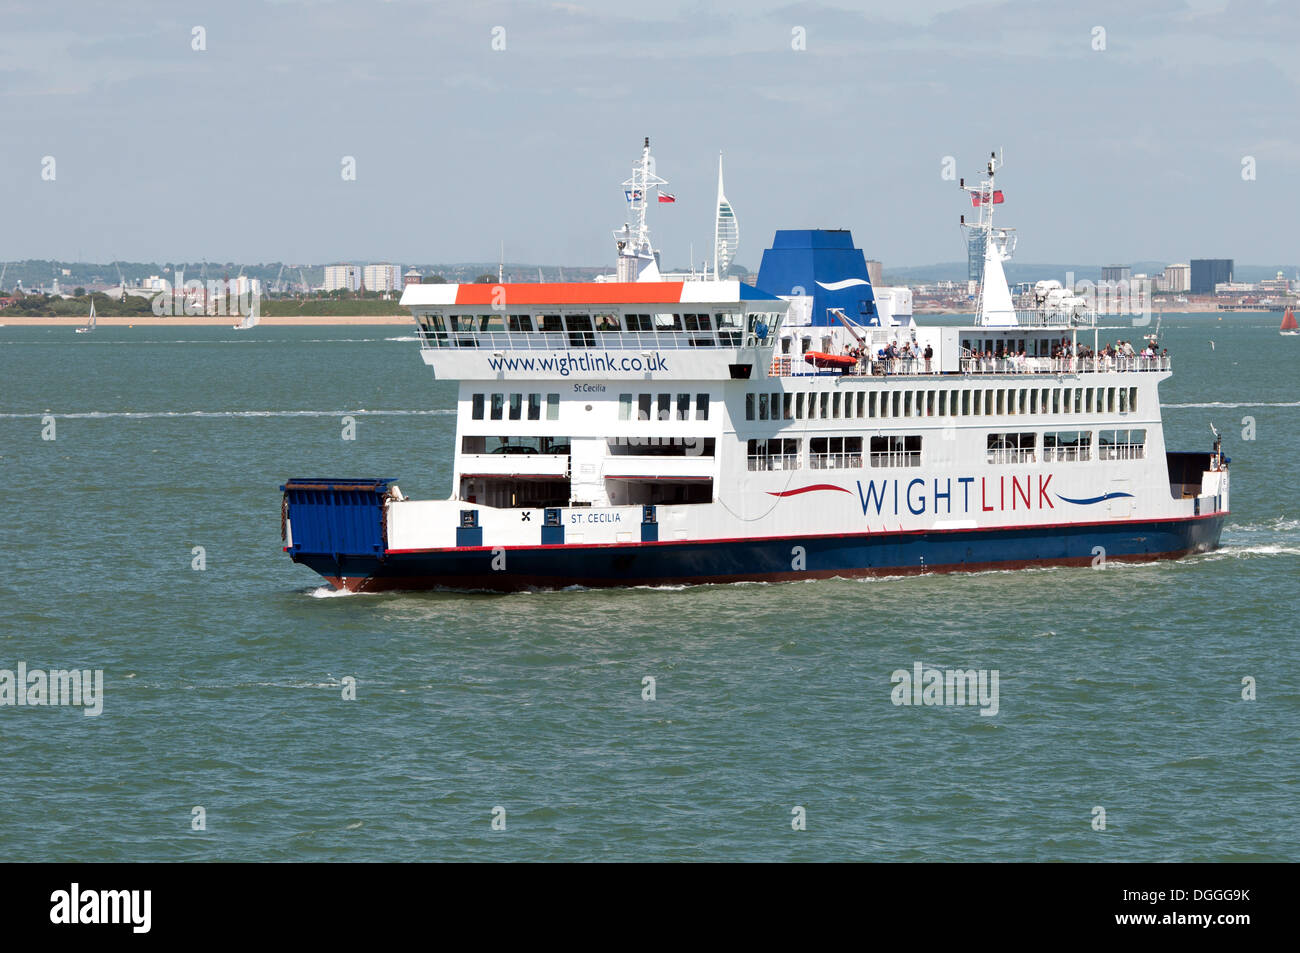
[452,282,684,307]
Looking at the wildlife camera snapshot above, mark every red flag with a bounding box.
[970,190,1005,206]
[658,192,676,204]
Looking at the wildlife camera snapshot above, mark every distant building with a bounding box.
[1163,263,1190,294]
[403,269,423,287]
[323,264,361,293]
[1191,259,1233,294]
[362,264,402,293]
[1258,271,1291,294]
[865,259,884,288]
[1215,281,1256,294]
[1101,264,1131,284]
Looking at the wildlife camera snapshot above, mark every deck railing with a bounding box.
[770,354,1171,378]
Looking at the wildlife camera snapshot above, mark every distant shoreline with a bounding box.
[0,315,414,327]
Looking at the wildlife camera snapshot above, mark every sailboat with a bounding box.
[1281,306,1298,336]
[75,300,96,334]
[233,294,260,331]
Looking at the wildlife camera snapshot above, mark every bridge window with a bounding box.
[594,313,619,332]
[565,314,594,347]
[471,394,485,420]
[507,314,533,332]
[783,393,795,420]
[696,393,710,420]
[508,393,522,420]
[758,393,769,421]
[546,393,559,420]
[538,314,563,332]
[619,394,632,420]
[656,393,671,420]
[745,393,755,420]
[986,432,1037,464]
[796,392,806,419]
[640,394,654,421]
[683,313,711,332]
[869,435,921,467]
[716,312,743,345]
[528,393,541,421]
[677,393,691,420]
[626,313,653,332]
[490,393,504,420]
[655,313,682,331]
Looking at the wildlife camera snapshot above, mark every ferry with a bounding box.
[280,146,1228,592]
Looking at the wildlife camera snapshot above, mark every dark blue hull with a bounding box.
[290,514,1226,592]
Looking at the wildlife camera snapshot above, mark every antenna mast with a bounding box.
[612,138,669,281]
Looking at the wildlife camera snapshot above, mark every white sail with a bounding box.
[88,300,96,329]
[713,153,739,280]
[234,292,261,330]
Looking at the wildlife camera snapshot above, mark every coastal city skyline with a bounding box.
[2,1,1297,269]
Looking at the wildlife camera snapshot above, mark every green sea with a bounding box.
[0,314,1295,861]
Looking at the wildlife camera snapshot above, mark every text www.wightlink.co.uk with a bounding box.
[486,351,670,376]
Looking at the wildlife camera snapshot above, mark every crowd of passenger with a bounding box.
[965,336,1170,373]
[816,333,1170,376]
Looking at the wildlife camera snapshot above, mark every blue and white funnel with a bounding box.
[754,229,883,327]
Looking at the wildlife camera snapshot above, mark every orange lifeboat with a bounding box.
[804,351,858,370]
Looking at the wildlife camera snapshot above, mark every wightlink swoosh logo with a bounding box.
[815,278,871,291]
[1057,491,1135,505]
[766,484,852,498]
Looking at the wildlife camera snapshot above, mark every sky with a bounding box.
[1,0,1297,270]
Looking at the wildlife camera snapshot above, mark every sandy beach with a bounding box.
[0,315,412,327]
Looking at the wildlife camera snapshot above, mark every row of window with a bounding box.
[471,393,561,421]
[743,384,1141,422]
[462,435,570,455]
[460,435,720,457]
[425,311,746,334]
[746,428,1148,472]
[986,429,1148,464]
[746,435,923,471]
[618,393,711,422]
